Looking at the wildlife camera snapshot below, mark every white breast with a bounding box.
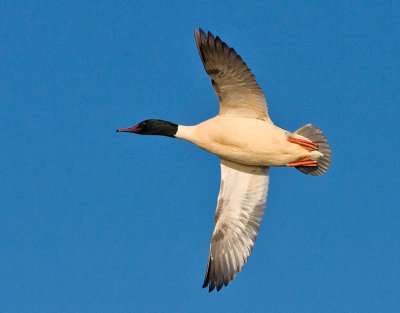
[176,116,309,166]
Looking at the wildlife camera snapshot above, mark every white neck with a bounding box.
[175,125,196,142]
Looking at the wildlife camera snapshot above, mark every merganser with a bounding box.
[117,29,331,292]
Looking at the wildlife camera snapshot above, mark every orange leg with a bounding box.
[287,137,318,151]
[287,157,318,167]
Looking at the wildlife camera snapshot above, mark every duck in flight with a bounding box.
[117,29,331,292]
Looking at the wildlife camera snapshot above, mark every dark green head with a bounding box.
[116,119,178,137]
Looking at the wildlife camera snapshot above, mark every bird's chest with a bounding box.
[192,119,296,166]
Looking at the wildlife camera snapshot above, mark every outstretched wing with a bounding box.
[203,159,269,292]
[194,29,271,122]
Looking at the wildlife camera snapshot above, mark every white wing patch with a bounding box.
[203,159,269,292]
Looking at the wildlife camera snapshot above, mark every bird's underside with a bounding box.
[117,28,331,293]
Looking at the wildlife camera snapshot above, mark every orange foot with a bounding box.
[287,137,318,152]
[287,157,318,167]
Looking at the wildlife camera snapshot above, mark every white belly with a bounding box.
[176,116,310,167]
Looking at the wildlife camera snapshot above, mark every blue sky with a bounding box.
[1,1,399,312]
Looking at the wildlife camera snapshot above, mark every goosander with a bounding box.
[117,29,331,292]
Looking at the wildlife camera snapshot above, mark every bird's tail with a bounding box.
[294,124,331,176]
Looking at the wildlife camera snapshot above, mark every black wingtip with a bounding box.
[209,282,215,292]
[194,28,205,38]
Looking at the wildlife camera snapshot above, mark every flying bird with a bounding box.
[117,29,331,292]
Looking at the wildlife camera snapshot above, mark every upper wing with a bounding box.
[203,159,269,292]
[194,29,271,122]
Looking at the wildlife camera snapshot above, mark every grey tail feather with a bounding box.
[294,124,331,176]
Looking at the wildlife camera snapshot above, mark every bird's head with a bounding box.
[116,119,178,137]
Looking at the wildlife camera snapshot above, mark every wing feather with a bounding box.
[202,159,269,292]
[194,29,271,122]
